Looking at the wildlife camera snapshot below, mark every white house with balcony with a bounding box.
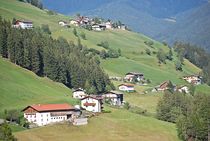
[103,91,123,106]
[81,95,103,113]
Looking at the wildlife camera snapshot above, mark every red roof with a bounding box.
[119,84,134,87]
[23,104,75,112]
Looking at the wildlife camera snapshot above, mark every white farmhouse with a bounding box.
[73,88,87,99]
[70,20,79,26]
[103,91,123,106]
[118,84,135,92]
[81,95,103,113]
[13,20,33,29]
[92,24,102,31]
[58,21,68,27]
[177,85,189,94]
[22,103,80,126]
[124,72,144,82]
[183,75,202,85]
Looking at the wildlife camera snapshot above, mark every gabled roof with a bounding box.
[16,20,33,24]
[73,88,85,92]
[105,90,123,95]
[23,103,75,112]
[183,75,199,78]
[81,95,103,100]
[126,72,144,76]
[118,84,134,87]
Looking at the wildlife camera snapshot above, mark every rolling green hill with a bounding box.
[0,57,77,114]
[0,1,209,141]
[0,0,201,86]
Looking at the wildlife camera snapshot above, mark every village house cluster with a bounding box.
[152,74,202,93]
[23,89,124,127]
[61,16,127,31]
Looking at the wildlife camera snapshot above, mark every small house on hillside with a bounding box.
[73,88,87,99]
[92,24,102,31]
[58,20,68,27]
[103,91,123,106]
[118,84,135,92]
[183,75,202,85]
[118,24,126,30]
[177,85,189,94]
[12,20,33,29]
[22,104,80,126]
[81,95,103,113]
[124,72,144,82]
[153,81,175,92]
[70,20,79,26]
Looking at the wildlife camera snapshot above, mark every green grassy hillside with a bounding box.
[15,107,180,141]
[0,1,208,141]
[0,57,76,113]
[0,0,201,87]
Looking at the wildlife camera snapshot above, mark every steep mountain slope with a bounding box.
[43,0,210,50]
[156,3,210,51]
[0,57,76,113]
[0,0,201,87]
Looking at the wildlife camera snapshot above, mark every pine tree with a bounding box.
[0,121,17,141]
[1,26,9,58]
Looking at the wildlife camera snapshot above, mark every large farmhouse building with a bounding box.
[118,84,135,92]
[103,91,123,106]
[124,72,144,82]
[81,95,103,113]
[13,20,33,29]
[22,104,80,126]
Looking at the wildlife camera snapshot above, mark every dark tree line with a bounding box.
[0,17,114,94]
[157,91,210,141]
[174,42,210,85]
[19,0,43,9]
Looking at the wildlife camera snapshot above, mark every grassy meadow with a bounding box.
[0,0,209,141]
[0,0,202,87]
[0,58,77,114]
[15,107,180,141]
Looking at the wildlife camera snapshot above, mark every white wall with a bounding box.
[24,112,67,126]
[81,98,101,113]
[119,85,134,92]
[73,91,86,99]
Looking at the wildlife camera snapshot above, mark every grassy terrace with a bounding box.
[15,107,180,141]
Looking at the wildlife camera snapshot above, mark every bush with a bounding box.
[97,41,109,49]
[144,40,154,47]
[46,10,57,15]
[41,24,51,34]
[123,102,130,110]
[80,32,86,40]
[145,48,151,55]
[73,28,77,37]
